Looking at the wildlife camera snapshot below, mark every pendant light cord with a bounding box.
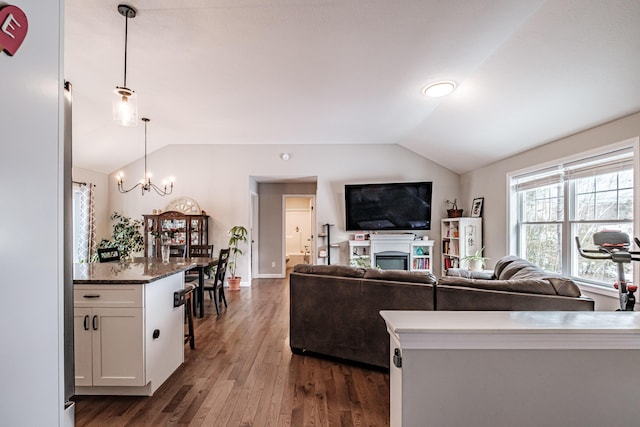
[143,118,148,182]
[123,13,129,87]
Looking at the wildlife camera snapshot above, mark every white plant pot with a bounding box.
[468,259,483,271]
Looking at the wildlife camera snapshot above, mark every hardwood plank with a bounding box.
[73,276,390,426]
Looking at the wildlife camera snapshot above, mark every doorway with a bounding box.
[284,195,316,270]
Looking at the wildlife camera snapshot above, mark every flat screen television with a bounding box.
[345,181,432,231]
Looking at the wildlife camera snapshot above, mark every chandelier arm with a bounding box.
[117,181,142,194]
[150,182,173,196]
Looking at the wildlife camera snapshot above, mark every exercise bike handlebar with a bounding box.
[575,236,640,262]
[575,236,613,260]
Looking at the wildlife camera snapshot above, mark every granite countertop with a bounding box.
[73,259,196,284]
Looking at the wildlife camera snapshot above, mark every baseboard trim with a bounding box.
[256,273,286,279]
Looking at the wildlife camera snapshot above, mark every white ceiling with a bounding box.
[65,0,640,175]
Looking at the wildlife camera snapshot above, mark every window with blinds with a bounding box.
[510,146,635,286]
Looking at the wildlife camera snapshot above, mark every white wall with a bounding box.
[107,144,459,280]
[460,111,640,309]
[0,0,66,424]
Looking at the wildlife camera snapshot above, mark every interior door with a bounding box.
[250,192,259,280]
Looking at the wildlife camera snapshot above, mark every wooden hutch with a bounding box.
[143,210,209,257]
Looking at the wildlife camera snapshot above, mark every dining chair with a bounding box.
[169,244,187,257]
[189,244,214,257]
[203,248,230,315]
[97,247,120,263]
[185,244,214,282]
[183,282,196,349]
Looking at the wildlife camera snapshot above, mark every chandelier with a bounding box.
[117,118,174,196]
[113,4,138,126]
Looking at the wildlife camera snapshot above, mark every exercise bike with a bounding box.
[575,231,640,311]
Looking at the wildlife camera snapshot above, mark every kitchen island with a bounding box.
[73,259,194,396]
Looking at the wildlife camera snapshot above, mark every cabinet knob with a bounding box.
[393,348,402,368]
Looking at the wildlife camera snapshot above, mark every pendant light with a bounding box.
[117,118,174,196]
[113,4,138,126]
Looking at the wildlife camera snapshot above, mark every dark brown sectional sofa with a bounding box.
[289,257,594,369]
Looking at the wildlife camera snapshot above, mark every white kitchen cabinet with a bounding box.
[74,307,144,386]
[73,308,92,387]
[74,287,144,387]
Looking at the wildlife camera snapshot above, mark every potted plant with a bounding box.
[94,212,144,261]
[460,248,489,271]
[227,225,248,290]
[446,199,464,218]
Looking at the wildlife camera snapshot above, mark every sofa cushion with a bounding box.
[510,265,547,280]
[544,277,582,297]
[446,268,494,280]
[364,268,437,284]
[493,255,522,279]
[437,276,558,296]
[498,258,538,280]
[292,264,366,278]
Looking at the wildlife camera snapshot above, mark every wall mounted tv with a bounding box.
[345,181,432,231]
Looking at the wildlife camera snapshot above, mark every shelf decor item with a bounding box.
[471,197,484,217]
[460,248,489,271]
[446,199,463,218]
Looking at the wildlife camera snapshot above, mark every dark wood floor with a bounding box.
[73,275,390,426]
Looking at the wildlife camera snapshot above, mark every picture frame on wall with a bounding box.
[471,197,484,217]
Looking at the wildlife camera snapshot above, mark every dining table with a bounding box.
[133,256,219,317]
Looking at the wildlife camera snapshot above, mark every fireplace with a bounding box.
[375,251,409,270]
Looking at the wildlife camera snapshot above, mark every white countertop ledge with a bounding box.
[379,311,640,350]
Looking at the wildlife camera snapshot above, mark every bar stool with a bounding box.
[184,282,196,349]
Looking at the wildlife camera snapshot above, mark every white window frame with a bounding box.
[507,137,640,289]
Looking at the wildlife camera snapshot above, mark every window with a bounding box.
[509,143,638,288]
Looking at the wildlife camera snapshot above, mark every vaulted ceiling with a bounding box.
[65,0,640,175]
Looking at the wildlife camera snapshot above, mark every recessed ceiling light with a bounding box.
[422,81,456,97]
[280,153,291,161]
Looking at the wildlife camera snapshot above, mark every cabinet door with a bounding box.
[74,308,93,387]
[91,307,144,387]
